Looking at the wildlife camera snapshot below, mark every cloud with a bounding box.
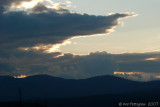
[113,52,160,63]
[1,47,160,81]
[0,1,137,80]
[0,63,15,74]
[0,51,117,79]
[76,51,117,78]
[114,71,160,82]
[118,60,160,73]
[31,3,70,13]
[0,0,136,50]
[113,52,160,81]
[0,0,36,11]
[0,0,31,6]
[113,52,160,73]
[0,10,136,51]
[0,0,73,13]
[0,1,136,69]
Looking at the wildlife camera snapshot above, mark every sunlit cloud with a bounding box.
[145,57,160,61]
[114,71,142,75]
[8,0,42,10]
[155,76,160,78]
[13,75,27,78]
[65,1,72,7]
[18,1,39,9]
[19,40,72,53]
[6,0,73,13]
[114,71,160,81]
[45,41,72,53]
[53,53,65,58]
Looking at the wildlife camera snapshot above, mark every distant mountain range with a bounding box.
[0,74,160,102]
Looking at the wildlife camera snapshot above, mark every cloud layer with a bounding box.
[0,10,135,50]
[113,52,160,81]
[0,0,32,6]
[0,0,136,53]
[0,0,141,80]
[0,51,117,79]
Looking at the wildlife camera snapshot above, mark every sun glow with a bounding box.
[10,0,43,10]
[20,1,38,9]
[13,75,27,78]
[46,41,71,53]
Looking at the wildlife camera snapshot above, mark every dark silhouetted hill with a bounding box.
[0,74,160,102]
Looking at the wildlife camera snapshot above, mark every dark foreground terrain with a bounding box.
[1,75,160,107]
[1,94,160,107]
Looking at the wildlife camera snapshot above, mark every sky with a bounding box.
[59,0,160,54]
[0,0,160,81]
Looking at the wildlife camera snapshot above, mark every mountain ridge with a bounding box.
[0,74,160,102]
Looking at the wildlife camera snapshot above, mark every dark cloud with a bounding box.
[0,51,117,79]
[0,63,15,73]
[113,52,160,73]
[32,3,69,13]
[1,46,160,81]
[118,60,160,73]
[113,52,160,81]
[113,52,160,63]
[0,10,135,51]
[0,3,135,73]
[2,50,160,81]
[0,1,137,80]
[77,52,117,78]
[0,0,136,52]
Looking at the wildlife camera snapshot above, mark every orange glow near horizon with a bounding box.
[13,75,27,78]
[155,76,160,78]
[114,71,143,75]
[145,57,160,61]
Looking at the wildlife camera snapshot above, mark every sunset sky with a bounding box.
[59,0,160,54]
[0,0,160,81]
